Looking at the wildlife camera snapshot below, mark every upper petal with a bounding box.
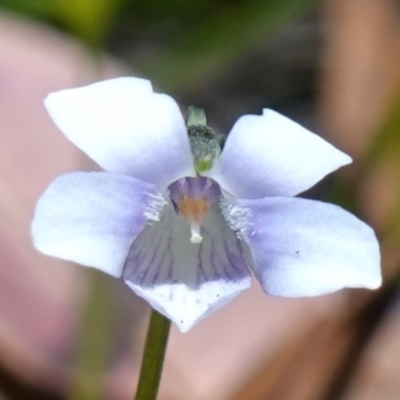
[123,203,251,332]
[44,77,195,186]
[32,171,165,277]
[206,109,352,198]
[222,195,381,297]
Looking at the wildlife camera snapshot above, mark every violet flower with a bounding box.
[31,77,381,332]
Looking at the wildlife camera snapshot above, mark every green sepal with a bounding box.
[186,106,221,173]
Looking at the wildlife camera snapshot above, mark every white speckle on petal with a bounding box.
[143,192,168,222]
[220,196,253,236]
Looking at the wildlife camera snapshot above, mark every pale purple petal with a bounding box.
[222,195,381,297]
[206,109,352,198]
[123,203,251,332]
[32,172,166,277]
[44,77,195,186]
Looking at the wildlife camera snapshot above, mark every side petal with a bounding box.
[123,203,251,332]
[206,109,351,198]
[222,195,381,297]
[44,77,195,186]
[32,172,165,277]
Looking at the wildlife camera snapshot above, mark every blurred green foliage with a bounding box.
[365,91,400,239]
[134,0,317,92]
[69,272,111,400]
[52,0,125,47]
[368,93,400,167]
[1,0,317,91]
[0,0,125,47]
[0,0,48,16]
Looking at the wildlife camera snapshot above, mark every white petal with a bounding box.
[44,77,195,186]
[206,109,352,198]
[222,195,381,297]
[123,203,251,332]
[32,172,165,277]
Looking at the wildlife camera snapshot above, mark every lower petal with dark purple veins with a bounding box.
[222,195,381,297]
[123,203,251,332]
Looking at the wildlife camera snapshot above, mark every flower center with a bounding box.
[169,177,220,243]
[177,196,209,243]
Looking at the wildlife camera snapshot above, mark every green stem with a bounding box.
[135,309,171,400]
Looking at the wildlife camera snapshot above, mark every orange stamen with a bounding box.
[178,196,210,224]
[178,196,210,243]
